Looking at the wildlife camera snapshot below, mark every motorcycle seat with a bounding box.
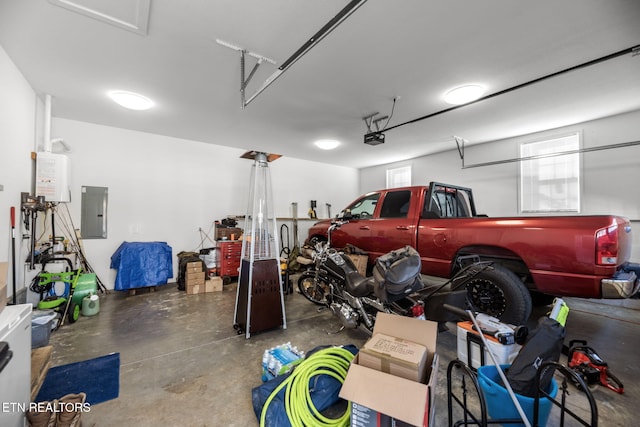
[345,271,374,297]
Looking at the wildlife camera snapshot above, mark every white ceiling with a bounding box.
[1,0,639,169]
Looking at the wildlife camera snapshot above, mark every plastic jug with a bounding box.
[81,294,100,316]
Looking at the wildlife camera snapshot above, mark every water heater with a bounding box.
[36,152,71,202]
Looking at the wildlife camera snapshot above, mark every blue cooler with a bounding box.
[478,364,557,427]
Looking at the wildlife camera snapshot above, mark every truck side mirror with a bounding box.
[339,209,353,220]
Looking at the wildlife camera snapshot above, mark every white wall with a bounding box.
[359,109,640,260]
[0,45,38,300]
[0,45,360,294]
[51,119,359,289]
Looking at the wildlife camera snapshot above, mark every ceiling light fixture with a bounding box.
[108,90,154,110]
[443,84,486,105]
[314,139,341,150]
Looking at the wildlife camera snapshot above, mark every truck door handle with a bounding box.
[359,226,370,230]
[396,225,409,230]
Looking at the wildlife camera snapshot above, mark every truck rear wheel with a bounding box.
[466,264,532,325]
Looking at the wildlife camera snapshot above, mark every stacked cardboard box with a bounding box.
[185,262,206,294]
[185,262,224,294]
[340,313,439,427]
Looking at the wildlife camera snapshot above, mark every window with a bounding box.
[346,193,380,219]
[520,133,580,213]
[424,185,473,218]
[386,165,411,188]
[380,190,411,218]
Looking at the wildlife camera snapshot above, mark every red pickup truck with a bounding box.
[307,182,639,323]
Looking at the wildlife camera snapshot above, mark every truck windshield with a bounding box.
[346,193,380,219]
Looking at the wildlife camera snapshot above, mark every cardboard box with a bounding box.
[0,262,7,314]
[456,321,521,369]
[185,270,206,286]
[348,254,368,275]
[185,261,203,274]
[205,277,223,293]
[186,269,205,278]
[186,283,204,295]
[186,279,205,288]
[359,333,428,382]
[186,281,205,290]
[351,402,415,427]
[339,313,439,427]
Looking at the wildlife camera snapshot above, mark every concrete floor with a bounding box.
[46,277,639,427]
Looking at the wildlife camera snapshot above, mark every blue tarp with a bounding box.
[251,345,358,427]
[110,242,173,291]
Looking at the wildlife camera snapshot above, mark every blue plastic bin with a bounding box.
[477,364,558,427]
[31,311,57,348]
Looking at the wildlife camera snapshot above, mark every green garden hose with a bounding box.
[260,346,355,427]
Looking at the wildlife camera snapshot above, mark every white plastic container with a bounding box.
[199,248,219,274]
[456,321,521,370]
[82,294,100,316]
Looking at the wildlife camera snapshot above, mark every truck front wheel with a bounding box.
[466,264,532,325]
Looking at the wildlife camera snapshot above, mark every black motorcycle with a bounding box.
[297,220,497,334]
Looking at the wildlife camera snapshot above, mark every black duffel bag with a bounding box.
[506,316,565,397]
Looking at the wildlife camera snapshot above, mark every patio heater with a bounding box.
[233,151,287,338]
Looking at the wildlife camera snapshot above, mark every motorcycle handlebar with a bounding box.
[327,220,349,245]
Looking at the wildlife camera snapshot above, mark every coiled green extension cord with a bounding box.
[260,346,355,427]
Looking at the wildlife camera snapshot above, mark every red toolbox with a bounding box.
[219,240,242,284]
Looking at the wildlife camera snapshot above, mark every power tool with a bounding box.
[473,312,528,345]
[442,304,528,345]
[567,340,624,394]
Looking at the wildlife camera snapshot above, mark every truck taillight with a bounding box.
[596,225,619,265]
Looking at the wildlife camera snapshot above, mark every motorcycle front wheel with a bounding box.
[297,271,330,305]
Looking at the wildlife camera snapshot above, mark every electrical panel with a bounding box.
[35,152,70,202]
[81,186,108,239]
